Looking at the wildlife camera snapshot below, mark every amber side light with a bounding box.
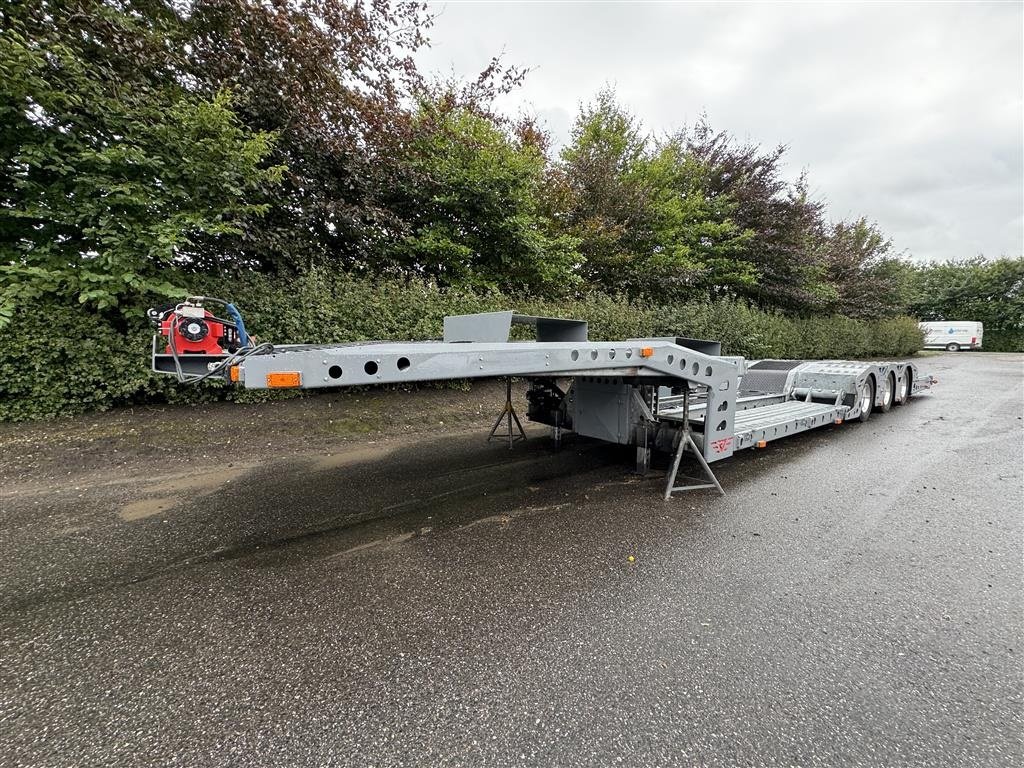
[266,372,302,388]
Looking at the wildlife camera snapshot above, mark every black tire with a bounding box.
[945,342,960,352]
[895,369,912,406]
[878,372,895,413]
[856,377,875,423]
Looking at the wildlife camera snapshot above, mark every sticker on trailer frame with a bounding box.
[711,437,733,453]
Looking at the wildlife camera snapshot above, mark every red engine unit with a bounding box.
[161,310,231,355]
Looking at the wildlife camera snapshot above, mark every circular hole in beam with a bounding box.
[328,365,343,379]
[397,357,410,371]
[364,361,379,375]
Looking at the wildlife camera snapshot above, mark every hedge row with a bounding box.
[0,269,924,421]
[983,330,1024,353]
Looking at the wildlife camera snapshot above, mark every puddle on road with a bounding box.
[307,444,397,472]
[320,512,521,564]
[326,530,419,560]
[115,445,394,522]
[100,419,833,578]
[146,465,250,494]
[313,499,579,567]
[221,438,621,570]
[455,514,512,531]
[11,394,966,613]
[117,465,250,521]
[119,496,179,521]
[81,434,631,580]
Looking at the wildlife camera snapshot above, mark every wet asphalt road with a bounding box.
[1,353,1022,767]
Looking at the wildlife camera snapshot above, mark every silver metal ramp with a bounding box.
[659,398,846,453]
[730,400,845,450]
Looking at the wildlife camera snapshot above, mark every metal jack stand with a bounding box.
[664,386,725,499]
[488,377,526,449]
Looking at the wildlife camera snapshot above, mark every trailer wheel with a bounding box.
[856,377,875,422]
[945,342,961,352]
[878,372,895,413]
[896,370,912,405]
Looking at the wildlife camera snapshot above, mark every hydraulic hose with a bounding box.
[224,303,250,347]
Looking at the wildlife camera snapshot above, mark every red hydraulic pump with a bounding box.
[148,297,261,385]
[158,306,239,355]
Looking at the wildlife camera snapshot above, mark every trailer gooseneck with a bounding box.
[150,301,935,498]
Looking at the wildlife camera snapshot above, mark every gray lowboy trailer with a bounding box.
[152,305,934,498]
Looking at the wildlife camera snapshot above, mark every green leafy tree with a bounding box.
[680,122,833,311]
[821,218,909,319]
[554,90,753,301]
[640,139,755,299]
[0,1,282,322]
[554,89,652,291]
[386,98,579,296]
[907,257,1024,331]
[185,0,433,273]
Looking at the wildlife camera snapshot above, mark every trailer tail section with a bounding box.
[150,301,935,497]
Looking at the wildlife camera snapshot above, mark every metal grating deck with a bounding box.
[728,399,846,451]
[732,400,841,435]
[661,398,847,453]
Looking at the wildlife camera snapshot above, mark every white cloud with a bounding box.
[418,1,1023,262]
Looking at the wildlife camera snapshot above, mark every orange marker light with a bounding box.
[266,372,302,388]
[834,418,843,425]
[229,365,241,383]
[639,347,654,358]
[756,440,767,448]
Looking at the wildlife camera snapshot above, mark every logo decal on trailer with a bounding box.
[711,438,733,453]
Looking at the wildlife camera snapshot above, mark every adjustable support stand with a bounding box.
[488,377,526,449]
[633,387,655,476]
[550,410,563,449]
[664,386,725,499]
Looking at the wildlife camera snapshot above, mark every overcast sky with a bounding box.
[417,1,1023,263]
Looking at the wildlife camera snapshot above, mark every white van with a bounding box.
[920,321,983,351]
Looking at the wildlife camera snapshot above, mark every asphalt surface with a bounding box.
[1,353,1022,767]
